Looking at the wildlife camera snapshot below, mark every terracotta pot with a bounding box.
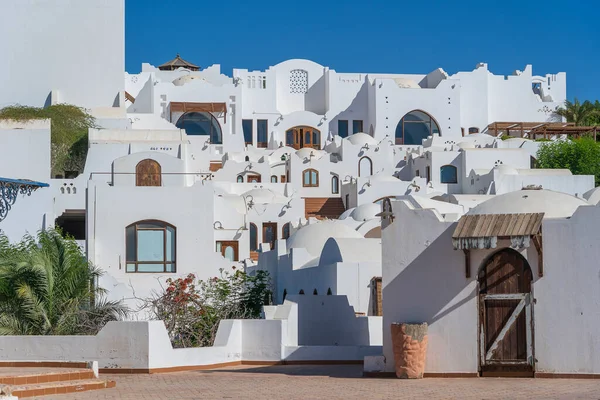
[391,322,428,379]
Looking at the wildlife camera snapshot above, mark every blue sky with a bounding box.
[125,0,599,101]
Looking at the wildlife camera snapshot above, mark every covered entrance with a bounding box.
[478,249,533,376]
[452,212,545,377]
[286,126,321,150]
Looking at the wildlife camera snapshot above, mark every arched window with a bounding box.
[331,175,339,194]
[286,126,321,150]
[245,156,250,162]
[440,165,458,184]
[302,169,319,187]
[282,223,291,239]
[327,288,332,295]
[125,220,176,273]
[270,175,277,183]
[313,289,318,295]
[237,175,244,183]
[175,112,223,144]
[395,110,440,145]
[136,159,161,187]
[299,289,305,295]
[358,157,373,177]
[249,223,258,251]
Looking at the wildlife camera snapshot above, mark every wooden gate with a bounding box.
[478,249,534,376]
[136,159,161,187]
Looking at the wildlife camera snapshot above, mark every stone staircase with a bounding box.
[0,363,115,398]
[304,198,346,220]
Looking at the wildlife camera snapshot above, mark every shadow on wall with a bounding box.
[328,80,370,137]
[384,224,475,326]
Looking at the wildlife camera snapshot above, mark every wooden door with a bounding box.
[262,223,277,251]
[136,159,161,187]
[479,249,534,376]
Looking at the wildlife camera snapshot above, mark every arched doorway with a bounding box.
[136,159,162,187]
[285,126,321,150]
[478,248,534,376]
[358,156,373,177]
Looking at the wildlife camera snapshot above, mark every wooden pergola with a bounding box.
[486,122,599,140]
[169,102,228,123]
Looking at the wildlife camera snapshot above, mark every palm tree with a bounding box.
[553,98,599,126]
[0,229,128,335]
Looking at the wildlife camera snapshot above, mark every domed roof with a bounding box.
[350,203,381,222]
[294,148,326,160]
[286,221,363,256]
[172,75,206,86]
[583,187,600,205]
[394,78,420,88]
[242,188,287,204]
[345,132,378,146]
[468,189,588,219]
[494,164,519,175]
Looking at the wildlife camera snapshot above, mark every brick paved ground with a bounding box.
[38,365,600,400]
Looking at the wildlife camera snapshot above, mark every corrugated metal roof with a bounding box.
[452,213,544,239]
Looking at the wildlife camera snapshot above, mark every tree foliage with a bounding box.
[141,268,272,348]
[0,104,96,176]
[536,137,600,186]
[0,229,128,335]
[553,98,600,126]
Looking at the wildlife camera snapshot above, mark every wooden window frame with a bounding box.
[352,120,364,134]
[247,174,261,183]
[257,119,268,148]
[270,175,278,183]
[440,164,458,184]
[302,168,319,187]
[242,119,254,145]
[216,240,239,262]
[338,120,349,138]
[280,175,287,183]
[249,223,258,251]
[331,175,340,194]
[237,175,244,183]
[282,223,291,239]
[125,220,176,273]
[395,110,441,145]
[262,222,278,250]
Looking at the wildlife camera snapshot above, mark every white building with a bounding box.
[0,1,596,362]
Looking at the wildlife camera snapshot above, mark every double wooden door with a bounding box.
[262,223,277,251]
[286,126,320,150]
[478,249,534,376]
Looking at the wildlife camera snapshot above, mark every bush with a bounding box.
[142,268,272,348]
[0,104,96,176]
[536,137,600,186]
[0,229,128,335]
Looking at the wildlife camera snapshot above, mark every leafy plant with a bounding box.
[0,229,128,335]
[536,137,600,186]
[0,104,97,177]
[142,268,272,348]
[553,98,600,126]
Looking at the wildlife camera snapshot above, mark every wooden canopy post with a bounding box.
[463,249,471,278]
[531,233,543,277]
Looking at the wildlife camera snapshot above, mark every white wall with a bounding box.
[0,121,53,241]
[0,0,125,110]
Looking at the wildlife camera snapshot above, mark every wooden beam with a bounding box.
[463,249,471,278]
[531,233,543,277]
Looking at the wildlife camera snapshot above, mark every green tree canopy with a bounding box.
[536,137,600,186]
[0,104,96,177]
[553,98,600,126]
[0,229,128,335]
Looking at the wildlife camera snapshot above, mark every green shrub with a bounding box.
[536,138,600,186]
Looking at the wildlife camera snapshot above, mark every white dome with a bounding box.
[350,203,381,222]
[294,148,326,160]
[468,189,588,219]
[345,132,378,146]
[394,78,420,88]
[338,208,354,220]
[583,187,600,205]
[242,189,287,204]
[495,164,519,175]
[172,75,206,86]
[286,221,363,256]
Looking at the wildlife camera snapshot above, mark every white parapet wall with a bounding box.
[0,296,382,371]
